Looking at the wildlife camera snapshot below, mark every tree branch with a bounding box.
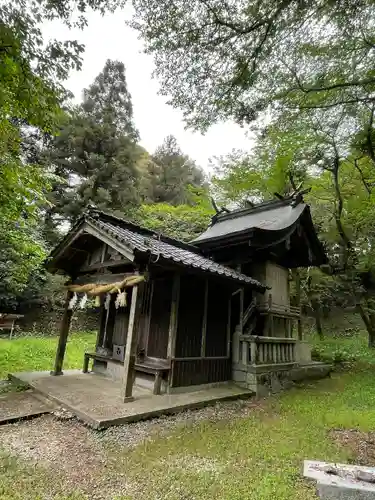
[293,96,375,110]
[197,0,270,35]
[366,105,375,165]
[354,158,372,195]
[296,77,375,94]
[332,149,353,270]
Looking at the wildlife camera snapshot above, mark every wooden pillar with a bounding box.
[239,288,244,334]
[122,284,143,402]
[226,294,231,357]
[250,340,257,365]
[51,290,74,376]
[293,269,303,340]
[167,274,180,359]
[200,280,208,357]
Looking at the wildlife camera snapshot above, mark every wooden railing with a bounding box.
[258,296,301,318]
[235,335,297,366]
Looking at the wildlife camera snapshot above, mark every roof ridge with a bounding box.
[87,208,202,254]
[213,197,296,224]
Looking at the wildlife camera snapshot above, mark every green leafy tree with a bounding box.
[212,106,375,345]
[146,135,207,205]
[0,0,123,308]
[47,60,142,225]
[134,189,214,241]
[132,0,375,129]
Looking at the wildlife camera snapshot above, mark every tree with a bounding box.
[134,190,214,241]
[131,0,375,129]
[47,60,142,225]
[212,106,375,346]
[146,135,207,205]
[0,0,122,307]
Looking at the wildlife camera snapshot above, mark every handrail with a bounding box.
[243,297,257,326]
[235,335,297,366]
[258,301,300,316]
[240,335,297,344]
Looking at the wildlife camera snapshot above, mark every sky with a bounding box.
[42,7,255,172]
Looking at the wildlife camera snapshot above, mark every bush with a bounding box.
[311,345,357,364]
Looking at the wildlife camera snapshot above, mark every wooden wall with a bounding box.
[205,281,229,357]
[147,274,173,358]
[175,275,205,357]
[171,274,232,388]
[112,309,128,346]
[171,358,231,387]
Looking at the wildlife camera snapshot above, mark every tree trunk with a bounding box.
[311,300,324,340]
[356,303,375,347]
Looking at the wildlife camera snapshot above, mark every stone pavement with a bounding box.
[10,370,252,429]
[0,391,55,425]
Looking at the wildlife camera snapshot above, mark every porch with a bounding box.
[10,370,252,429]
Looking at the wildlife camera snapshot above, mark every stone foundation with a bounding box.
[233,361,332,396]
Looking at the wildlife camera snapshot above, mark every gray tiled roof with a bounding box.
[192,201,306,244]
[88,215,265,289]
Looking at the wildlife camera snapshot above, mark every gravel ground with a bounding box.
[330,428,375,466]
[99,397,263,449]
[0,397,262,499]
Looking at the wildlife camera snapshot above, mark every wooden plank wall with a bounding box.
[112,310,128,346]
[137,280,153,354]
[147,274,173,358]
[175,274,205,357]
[205,281,229,357]
[171,358,231,387]
[171,276,232,388]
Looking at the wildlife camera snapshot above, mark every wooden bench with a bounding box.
[135,358,171,395]
[83,353,170,395]
[0,314,23,340]
[83,352,121,373]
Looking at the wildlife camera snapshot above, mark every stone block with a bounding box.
[295,341,312,363]
[304,460,375,499]
[232,369,246,384]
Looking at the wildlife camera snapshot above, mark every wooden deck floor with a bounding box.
[10,371,252,429]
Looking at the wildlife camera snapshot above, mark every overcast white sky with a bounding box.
[42,7,254,172]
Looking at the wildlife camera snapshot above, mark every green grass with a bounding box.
[2,331,375,498]
[0,454,84,500]
[309,329,375,365]
[0,332,95,380]
[117,369,375,499]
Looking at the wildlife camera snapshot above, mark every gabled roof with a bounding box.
[47,210,266,290]
[191,195,328,267]
[193,199,306,244]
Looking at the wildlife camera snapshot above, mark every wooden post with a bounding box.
[167,274,180,359]
[239,288,244,334]
[267,293,274,337]
[9,320,14,340]
[250,340,257,365]
[293,269,303,340]
[200,280,208,357]
[51,291,74,376]
[241,340,248,365]
[122,284,143,402]
[226,295,231,357]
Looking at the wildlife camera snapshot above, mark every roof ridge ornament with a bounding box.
[211,197,230,224]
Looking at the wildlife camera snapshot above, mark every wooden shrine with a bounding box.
[47,190,330,399]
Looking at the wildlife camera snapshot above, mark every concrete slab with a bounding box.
[304,460,375,499]
[0,391,54,425]
[10,370,252,429]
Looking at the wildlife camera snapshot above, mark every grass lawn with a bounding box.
[1,331,375,499]
[0,332,95,380]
